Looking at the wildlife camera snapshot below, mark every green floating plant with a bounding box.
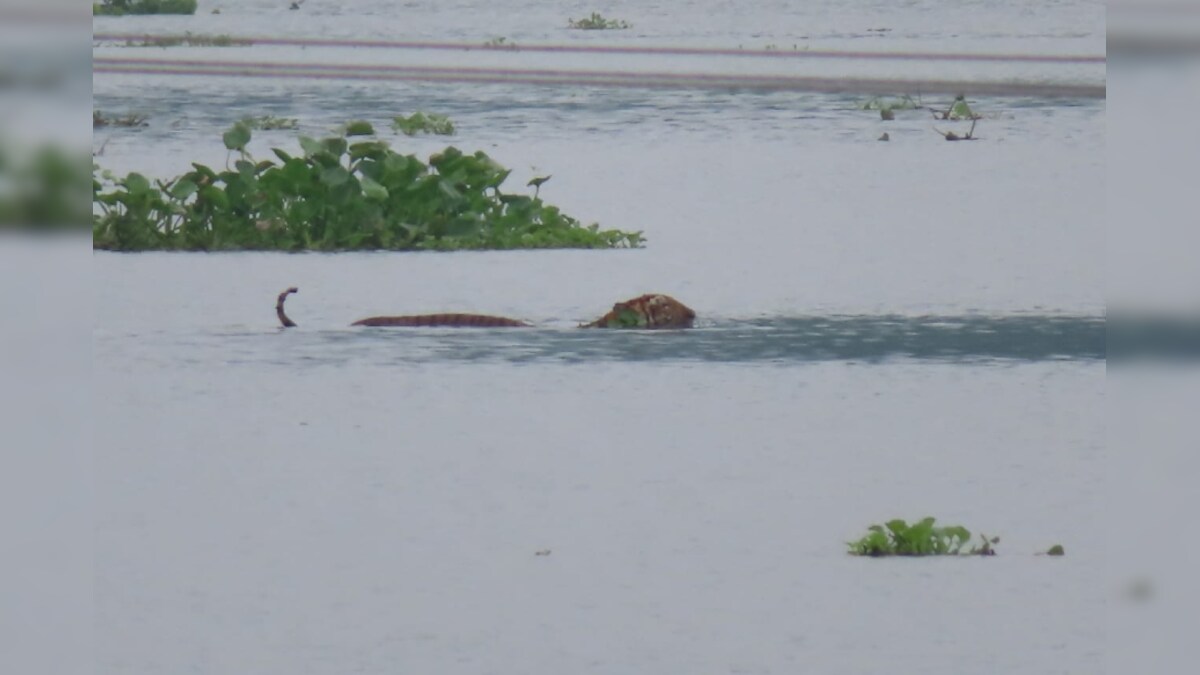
[125,32,240,47]
[93,0,197,16]
[93,110,148,128]
[847,517,998,557]
[92,122,642,251]
[567,13,632,30]
[860,95,920,112]
[239,115,300,131]
[392,113,455,136]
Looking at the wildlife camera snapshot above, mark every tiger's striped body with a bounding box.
[351,314,531,328]
[275,287,694,329]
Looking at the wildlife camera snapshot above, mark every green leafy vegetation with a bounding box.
[239,115,300,131]
[92,123,643,251]
[93,0,198,15]
[0,144,91,229]
[125,32,242,48]
[567,13,632,30]
[847,517,998,557]
[930,95,982,121]
[862,95,920,120]
[392,113,455,136]
[860,95,921,112]
[483,36,518,49]
[93,110,148,128]
[1046,544,1065,556]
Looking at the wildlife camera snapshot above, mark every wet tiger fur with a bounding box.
[351,314,531,328]
[579,293,696,329]
[275,287,695,329]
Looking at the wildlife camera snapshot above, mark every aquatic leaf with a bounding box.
[943,526,970,543]
[437,180,463,201]
[189,163,217,183]
[198,185,229,209]
[280,158,312,189]
[321,137,348,157]
[235,159,256,180]
[123,172,151,195]
[271,148,293,163]
[949,99,975,120]
[169,179,197,200]
[222,122,251,151]
[360,175,388,201]
[349,141,389,161]
[319,165,350,187]
[298,136,324,157]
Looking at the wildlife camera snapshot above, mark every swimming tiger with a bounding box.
[275,287,695,329]
[579,293,696,329]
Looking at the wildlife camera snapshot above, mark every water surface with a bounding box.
[94,2,1105,673]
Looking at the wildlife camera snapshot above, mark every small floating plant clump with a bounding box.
[568,13,632,30]
[931,95,982,121]
[860,95,921,112]
[125,32,242,48]
[93,110,147,128]
[239,115,300,131]
[93,0,198,15]
[847,517,998,557]
[392,112,455,136]
[92,122,643,251]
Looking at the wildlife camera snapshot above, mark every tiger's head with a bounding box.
[585,294,696,329]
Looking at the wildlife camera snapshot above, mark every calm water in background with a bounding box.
[94,1,1105,673]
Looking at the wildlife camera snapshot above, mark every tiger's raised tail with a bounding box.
[276,287,299,327]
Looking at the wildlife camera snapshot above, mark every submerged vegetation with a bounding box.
[392,112,456,136]
[239,115,300,131]
[93,0,198,15]
[860,95,921,112]
[92,123,642,251]
[862,95,920,120]
[125,32,242,48]
[848,518,998,557]
[568,13,632,30]
[93,110,148,128]
[483,36,519,49]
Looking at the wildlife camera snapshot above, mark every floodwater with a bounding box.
[93,1,1105,674]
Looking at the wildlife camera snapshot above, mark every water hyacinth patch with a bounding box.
[392,113,455,136]
[847,517,998,557]
[92,123,643,251]
[239,115,300,131]
[568,13,632,30]
[93,0,197,15]
[124,32,242,47]
[93,111,148,128]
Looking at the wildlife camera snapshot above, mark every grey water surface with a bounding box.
[94,1,1105,673]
